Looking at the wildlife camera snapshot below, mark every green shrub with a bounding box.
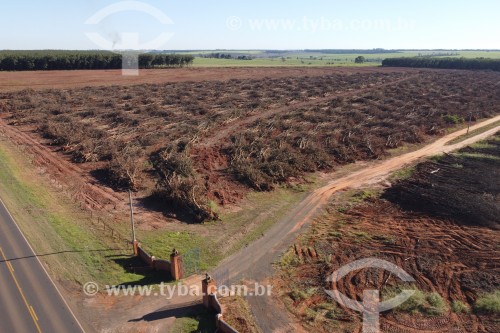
[396,289,427,314]
[304,308,318,322]
[451,300,470,313]
[353,190,376,202]
[390,166,415,180]
[442,114,464,124]
[289,290,308,301]
[384,288,448,316]
[474,290,500,314]
[426,292,448,316]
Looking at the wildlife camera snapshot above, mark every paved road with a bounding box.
[0,198,85,333]
[211,115,500,332]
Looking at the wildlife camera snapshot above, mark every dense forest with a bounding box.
[382,57,500,71]
[0,51,194,71]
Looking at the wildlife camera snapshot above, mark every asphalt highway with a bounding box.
[0,198,85,333]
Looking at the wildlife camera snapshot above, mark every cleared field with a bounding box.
[1,69,499,224]
[0,65,499,332]
[0,66,415,92]
[277,134,500,333]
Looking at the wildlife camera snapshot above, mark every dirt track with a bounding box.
[211,115,500,333]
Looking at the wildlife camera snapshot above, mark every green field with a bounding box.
[189,50,500,67]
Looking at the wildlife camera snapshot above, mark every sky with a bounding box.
[0,0,499,50]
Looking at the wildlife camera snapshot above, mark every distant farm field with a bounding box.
[191,50,500,67]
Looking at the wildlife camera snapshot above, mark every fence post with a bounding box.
[202,274,217,309]
[170,248,183,280]
[133,240,139,256]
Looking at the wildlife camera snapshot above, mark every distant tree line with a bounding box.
[202,53,233,59]
[382,57,500,71]
[0,51,194,71]
[201,53,253,60]
[304,49,398,54]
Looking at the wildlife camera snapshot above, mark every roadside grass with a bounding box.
[446,120,500,145]
[170,308,216,333]
[455,152,500,161]
[429,154,444,162]
[388,166,415,181]
[278,247,302,270]
[467,142,496,149]
[135,185,311,274]
[352,189,378,202]
[138,230,220,272]
[0,137,144,286]
[221,187,310,258]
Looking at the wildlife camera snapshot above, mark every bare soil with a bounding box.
[0,67,420,92]
[275,134,500,333]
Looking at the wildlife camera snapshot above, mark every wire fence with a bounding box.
[0,138,131,249]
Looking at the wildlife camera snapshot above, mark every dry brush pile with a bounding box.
[1,70,499,222]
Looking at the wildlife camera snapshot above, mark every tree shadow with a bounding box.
[107,254,173,286]
[138,195,200,224]
[0,248,125,263]
[129,301,216,332]
[90,168,130,192]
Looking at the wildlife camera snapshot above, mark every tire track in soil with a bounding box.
[0,116,126,212]
[330,210,498,333]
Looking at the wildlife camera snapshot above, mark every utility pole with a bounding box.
[466,112,472,135]
[129,190,136,250]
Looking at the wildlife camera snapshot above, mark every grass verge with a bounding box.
[446,120,500,145]
[0,136,144,286]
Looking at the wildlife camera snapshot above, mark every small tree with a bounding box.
[355,56,366,64]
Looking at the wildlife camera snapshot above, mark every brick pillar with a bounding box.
[133,240,139,256]
[202,274,217,308]
[170,249,183,280]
